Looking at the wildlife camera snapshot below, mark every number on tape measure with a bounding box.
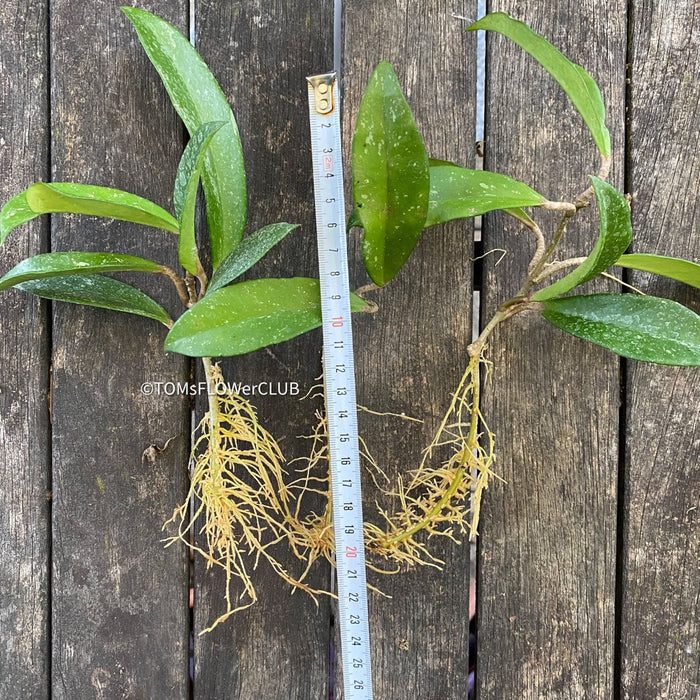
[306,71,374,700]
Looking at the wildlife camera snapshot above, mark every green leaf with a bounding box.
[352,61,430,286]
[468,12,611,157]
[615,253,700,289]
[428,157,458,167]
[0,191,38,245]
[3,182,179,239]
[347,168,540,231]
[426,165,545,226]
[165,277,368,357]
[503,207,535,226]
[207,223,299,294]
[0,252,164,291]
[17,274,172,325]
[173,121,225,275]
[533,178,631,300]
[541,293,700,366]
[123,7,246,267]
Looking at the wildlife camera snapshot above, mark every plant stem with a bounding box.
[201,357,221,430]
[469,308,508,357]
[184,272,198,307]
[196,265,209,300]
[160,266,191,306]
[541,200,577,212]
[504,209,547,273]
[354,282,380,297]
[387,302,510,546]
[534,256,587,283]
[529,154,612,283]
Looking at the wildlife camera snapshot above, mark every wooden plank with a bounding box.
[340,2,475,697]
[477,2,626,697]
[191,2,334,697]
[621,2,700,697]
[0,2,50,697]
[49,3,190,697]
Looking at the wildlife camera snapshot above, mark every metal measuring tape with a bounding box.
[307,72,374,699]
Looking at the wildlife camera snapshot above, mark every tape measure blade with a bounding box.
[307,72,374,699]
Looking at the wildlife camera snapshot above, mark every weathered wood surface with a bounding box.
[49,2,190,697]
[0,2,50,698]
[478,1,626,697]
[621,1,700,697]
[0,1,698,698]
[341,2,475,698]
[191,1,334,697]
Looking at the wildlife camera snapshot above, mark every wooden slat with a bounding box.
[622,2,700,697]
[477,2,626,697]
[341,2,475,697]
[191,2,334,697]
[49,3,190,697]
[0,2,50,697]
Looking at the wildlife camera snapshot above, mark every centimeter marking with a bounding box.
[306,72,373,700]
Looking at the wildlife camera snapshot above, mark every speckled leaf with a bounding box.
[534,178,631,300]
[173,121,225,275]
[426,165,544,226]
[17,274,171,325]
[0,191,38,245]
[352,61,429,286]
[165,277,368,357]
[207,223,299,294]
[123,7,246,267]
[541,293,700,366]
[0,252,164,291]
[347,167,540,232]
[615,253,700,289]
[468,13,611,156]
[2,182,179,239]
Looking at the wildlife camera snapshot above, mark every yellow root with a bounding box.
[164,363,326,633]
[290,348,496,574]
[165,348,496,628]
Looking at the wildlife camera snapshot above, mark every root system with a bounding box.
[165,348,495,629]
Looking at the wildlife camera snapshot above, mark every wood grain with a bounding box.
[477,2,626,697]
[340,2,475,697]
[0,2,50,697]
[2,3,698,698]
[191,2,334,697]
[49,3,190,697]
[621,2,700,697]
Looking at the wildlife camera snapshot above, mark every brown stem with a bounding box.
[196,266,209,300]
[504,209,547,273]
[534,256,587,283]
[541,200,577,213]
[527,154,612,287]
[184,272,198,307]
[159,266,190,307]
[353,282,380,297]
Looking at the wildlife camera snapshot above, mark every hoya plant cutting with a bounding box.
[341,11,700,571]
[1,8,698,631]
[0,7,367,629]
